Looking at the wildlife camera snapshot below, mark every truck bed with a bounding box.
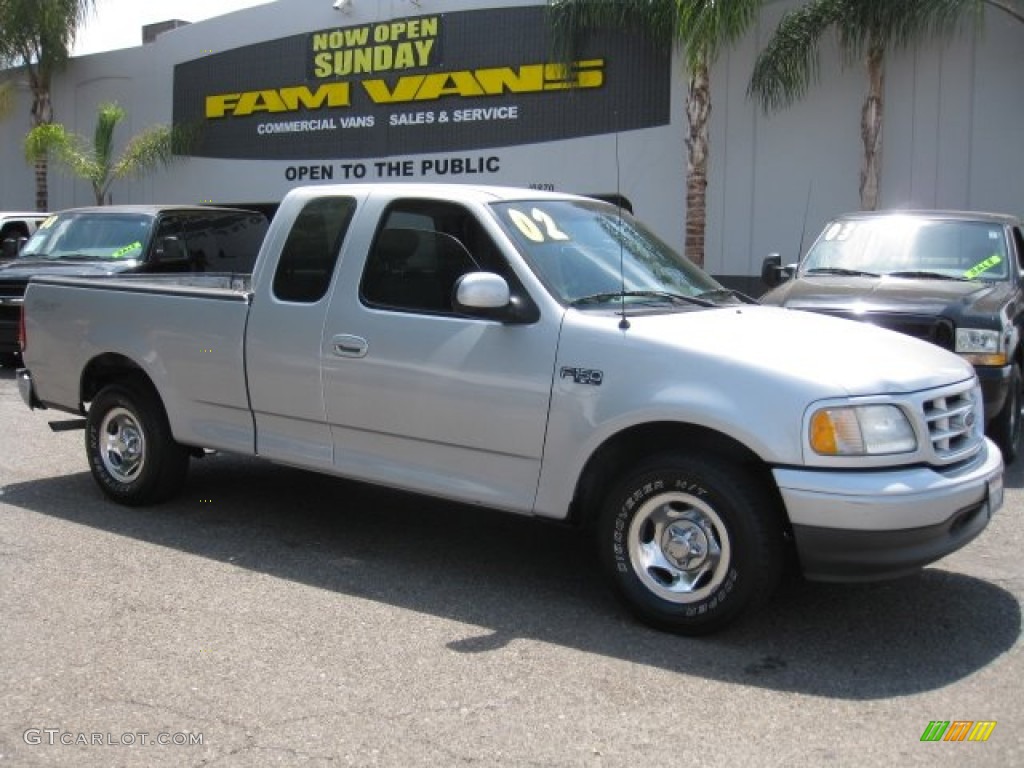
[23,272,256,455]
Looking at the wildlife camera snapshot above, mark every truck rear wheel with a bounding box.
[85,382,189,505]
[597,453,783,635]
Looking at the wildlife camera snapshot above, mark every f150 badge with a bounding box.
[560,367,604,386]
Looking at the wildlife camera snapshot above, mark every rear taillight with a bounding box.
[18,307,26,354]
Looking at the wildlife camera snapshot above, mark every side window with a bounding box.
[273,196,356,303]
[360,200,493,315]
[182,212,269,273]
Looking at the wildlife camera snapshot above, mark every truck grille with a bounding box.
[921,382,983,464]
[921,391,974,456]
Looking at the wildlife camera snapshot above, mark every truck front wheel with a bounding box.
[85,382,189,505]
[598,454,783,635]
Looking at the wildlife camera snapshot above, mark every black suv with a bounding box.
[0,205,269,367]
[761,210,1024,462]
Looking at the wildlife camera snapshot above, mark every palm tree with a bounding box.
[25,102,178,205]
[748,0,988,211]
[0,0,96,211]
[547,0,763,268]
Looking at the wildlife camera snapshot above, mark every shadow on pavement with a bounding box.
[3,452,1018,701]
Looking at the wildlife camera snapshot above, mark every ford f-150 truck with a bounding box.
[16,184,1003,634]
[0,205,269,366]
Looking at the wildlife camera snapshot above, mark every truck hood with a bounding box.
[617,304,973,397]
[761,274,1007,317]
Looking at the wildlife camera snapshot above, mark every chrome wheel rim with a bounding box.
[628,491,730,603]
[98,407,146,484]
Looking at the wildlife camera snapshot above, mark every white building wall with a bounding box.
[1,0,1022,286]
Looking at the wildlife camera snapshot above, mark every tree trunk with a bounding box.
[33,159,49,212]
[30,86,54,212]
[859,42,884,211]
[685,57,710,268]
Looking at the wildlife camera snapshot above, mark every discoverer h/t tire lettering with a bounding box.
[85,382,189,506]
[598,453,784,634]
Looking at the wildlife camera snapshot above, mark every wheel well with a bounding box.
[570,422,782,529]
[80,354,153,406]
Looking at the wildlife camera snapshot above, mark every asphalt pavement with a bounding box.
[0,365,1020,767]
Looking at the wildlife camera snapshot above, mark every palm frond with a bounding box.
[749,0,984,113]
[748,0,846,112]
[93,101,125,172]
[547,0,680,63]
[110,125,175,181]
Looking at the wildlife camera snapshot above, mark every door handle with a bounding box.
[331,334,368,358]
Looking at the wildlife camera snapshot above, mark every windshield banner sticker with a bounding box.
[964,254,1002,279]
[111,241,143,259]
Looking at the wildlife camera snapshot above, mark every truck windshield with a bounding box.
[19,213,152,262]
[801,216,1011,282]
[492,199,730,307]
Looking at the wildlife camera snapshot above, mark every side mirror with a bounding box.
[761,253,795,288]
[455,272,510,310]
[454,271,539,324]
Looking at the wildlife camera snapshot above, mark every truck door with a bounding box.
[321,197,561,514]
[246,194,359,466]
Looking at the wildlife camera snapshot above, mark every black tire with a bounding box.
[990,364,1021,465]
[597,453,783,635]
[85,382,189,505]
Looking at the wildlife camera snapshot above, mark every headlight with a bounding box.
[809,405,917,455]
[956,328,1007,366]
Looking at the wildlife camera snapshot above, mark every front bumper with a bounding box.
[775,438,1003,581]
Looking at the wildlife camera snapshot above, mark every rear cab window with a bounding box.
[272,196,356,303]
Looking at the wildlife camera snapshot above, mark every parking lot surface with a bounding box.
[0,366,1021,767]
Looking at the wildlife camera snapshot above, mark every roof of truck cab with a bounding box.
[0,211,49,219]
[832,209,1021,226]
[48,205,264,216]
[282,183,598,204]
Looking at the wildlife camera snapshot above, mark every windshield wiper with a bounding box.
[571,290,715,308]
[696,287,759,304]
[884,270,971,282]
[805,267,880,278]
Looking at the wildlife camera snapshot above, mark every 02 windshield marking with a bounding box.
[494,200,736,310]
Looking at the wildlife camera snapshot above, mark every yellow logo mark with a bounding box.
[207,83,352,118]
[205,60,604,119]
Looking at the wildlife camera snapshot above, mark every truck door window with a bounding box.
[273,196,356,303]
[360,199,512,315]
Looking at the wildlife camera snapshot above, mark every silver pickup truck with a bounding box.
[16,184,1003,634]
